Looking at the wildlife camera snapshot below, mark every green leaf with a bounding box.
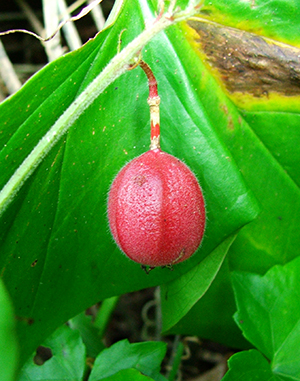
[0,0,259,365]
[221,350,276,381]
[94,296,120,339]
[165,258,250,349]
[231,256,300,380]
[243,112,300,188]
[166,0,300,346]
[17,324,86,381]
[89,339,167,381]
[200,0,300,45]
[0,278,19,381]
[68,312,105,359]
[161,234,236,332]
[100,368,155,381]
[182,8,300,275]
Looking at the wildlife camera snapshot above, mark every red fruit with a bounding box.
[108,148,205,268]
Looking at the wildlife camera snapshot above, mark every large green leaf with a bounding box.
[162,0,300,346]
[0,0,259,366]
[182,9,300,273]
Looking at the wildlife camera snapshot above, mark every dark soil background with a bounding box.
[105,288,233,380]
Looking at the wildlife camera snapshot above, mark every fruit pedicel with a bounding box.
[108,60,205,272]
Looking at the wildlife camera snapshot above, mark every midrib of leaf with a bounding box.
[0,0,203,217]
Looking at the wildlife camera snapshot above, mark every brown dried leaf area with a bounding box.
[187,19,300,98]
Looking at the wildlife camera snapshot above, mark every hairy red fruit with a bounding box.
[108,148,206,268]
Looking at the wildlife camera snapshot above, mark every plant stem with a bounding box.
[94,296,119,339]
[166,335,184,381]
[138,60,161,150]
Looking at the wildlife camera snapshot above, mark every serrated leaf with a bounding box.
[221,350,277,381]
[89,340,167,381]
[231,256,300,380]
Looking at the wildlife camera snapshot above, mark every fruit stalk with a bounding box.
[108,59,206,269]
[139,60,161,150]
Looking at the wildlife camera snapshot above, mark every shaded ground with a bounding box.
[105,288,233,380]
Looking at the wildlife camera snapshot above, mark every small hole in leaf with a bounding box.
[33,346,53,365]
[31,259,38,267]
